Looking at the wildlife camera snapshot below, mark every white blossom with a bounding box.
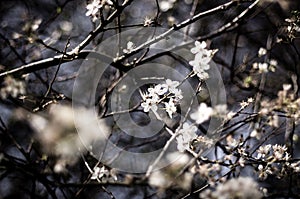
[269,59,277,66]
[91,166,109,180]
[189,41,217,80]
[164,99,177,118]
[165,79,180,93]
[154,84,168,95]
[191,41,207,54]
[0,76,26,99]
[190,103,213,124]
[159,0,176,12]
[86,0,101,21]
[258,47,267,57]
[189,53,211,70]
[283,84,292,91]
[91,166,117,182]
[140,79,183,118]
[256,144,271,159]
[258,164,273,180]
[213,104,228,118]
[272,144,288,160]
[258,63,268,73]
[200,177,263,199]
[143,16,153,27]
[123,41,135,54]
[176,122,197,152]
[172,88,183,102]
[141,97,158,112]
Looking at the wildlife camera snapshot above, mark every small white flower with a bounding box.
[258,62,268,73]
[238,157,245,167]
[252,62,259,69]
[144,16,153,27]
[141,98,158,112]
[213,104,228,118]
[196,136,214,147]
[154,84,168,95]
[269,59,277,66]
[194,68,210,80]
[258,47,267,57]
[172,88,183,101]
[147,87,157,96]
[272,144,288,160]
[189,53,211,70]
[256,144,271,159]
[165,79,180,93]
[190,103,213,124]
[191,41,207,54]
[86,0,101,17]
[226,135,239,148]
[91,166,109,180]
[164,99,177,118]
[283,84,292,91]
[123,41,135,54]
[176,134,190,153]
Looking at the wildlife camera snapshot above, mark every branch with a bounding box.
[0,0,257,79]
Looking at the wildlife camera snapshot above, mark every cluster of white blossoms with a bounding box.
[85,0,113,21]
[0,76,26,99]
[256,144,289,160]
[176,103,228,152]
[90,166,117,182]
[189,41,217,80]
[176,122,198,152]
[200,177,263,199]
[123,41,135,54]
[141,79,183,118]
[255,144,300,180]
[252,47,277,73]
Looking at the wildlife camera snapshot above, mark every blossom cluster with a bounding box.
[200,177,263,199]
[140,79,183,118]
[149,152,193,190]
[252,60,277,73]
[85,0,113,22]
[284,11,300,41]
[251,47,277,73]
[258,84,300,130]
[0,76,26,99]
[189,41,217,80]
[123,41,135,54]
[91,166,117,182]
[175,103,228,152]
[255,144,300,180]
[176,122,197,152]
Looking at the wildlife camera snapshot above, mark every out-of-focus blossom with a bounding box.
[159,0,177,12]
[190,103,213,124]
[200,177,263,199]
[258,47,267,57]
[0,76,26,99]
